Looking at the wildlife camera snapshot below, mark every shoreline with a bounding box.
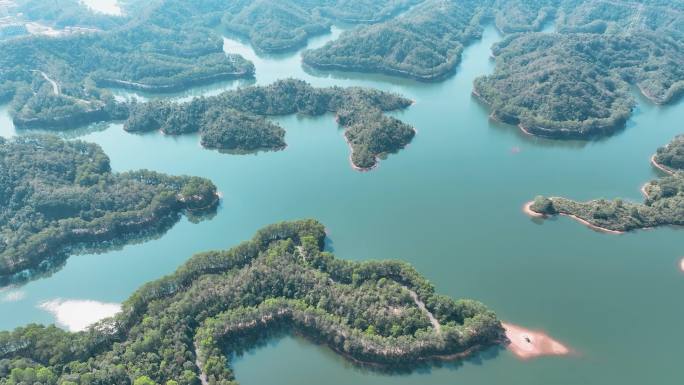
[343,129,377,172]
[518,123,533,136]
[471,89,624,140]
[336,114,375,172]
[560,210,625,235]
[522,201,545,218]
[324,338,491,369]
[302,58,455,83]
[650,154,676,175]
[502,322,571,360]
[183,192,221,213]
[338,114,416,173]
[97,70,252,94]
[680,257,684,273]
[522,200,624,234]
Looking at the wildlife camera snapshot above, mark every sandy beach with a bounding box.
[522,201,545,218]
[503,322,570,360]
[680,257,684,273]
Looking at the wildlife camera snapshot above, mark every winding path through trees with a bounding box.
[33,70,60,95]
[407,289,441,333]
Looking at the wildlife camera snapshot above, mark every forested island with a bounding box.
[124,79,416,170]
[301,0,552,80]
[476,0,683,139]
[527,137,684,232]
[474,33,651,139]
[302,0,486,81]
[0,136,219,282]
[0,220,503,385]
[304,0,683,139]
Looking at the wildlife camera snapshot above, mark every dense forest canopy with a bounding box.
[473,32,681,138]
[654,135,684,171]
[2,0,680,139]
[0,135,219,281]
[305,0,683,81]
[220,0,421,52]
[0,220,503,385]
[0,0,259,130]
[304,0,683,139]
[125,79,415,170]
[302,0,487,80]
[478,0,683,139]
[0,0,423,130]
[529,137,684,231]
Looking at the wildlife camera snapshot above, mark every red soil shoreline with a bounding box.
[518,124,533,136]
[561,211,625,235]
[651,155,676,175]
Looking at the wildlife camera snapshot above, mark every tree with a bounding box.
[134,376,156,385]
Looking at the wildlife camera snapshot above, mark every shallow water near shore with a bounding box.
[0,25,683,384]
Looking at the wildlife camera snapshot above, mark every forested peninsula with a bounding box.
[124,79,416,170]
[0,136,219,282]
[0,220,503,385]
[527,136,684,232]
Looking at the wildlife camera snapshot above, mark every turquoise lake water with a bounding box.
[1,26,682,384]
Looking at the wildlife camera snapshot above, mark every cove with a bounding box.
[0,25,683,385]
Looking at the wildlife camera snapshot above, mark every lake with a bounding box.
[1,25,682,384]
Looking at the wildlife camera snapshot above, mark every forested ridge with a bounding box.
[0,220,503,385]
[124,79,415,170]
[0,136,219,281]
[529,136,684,232]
